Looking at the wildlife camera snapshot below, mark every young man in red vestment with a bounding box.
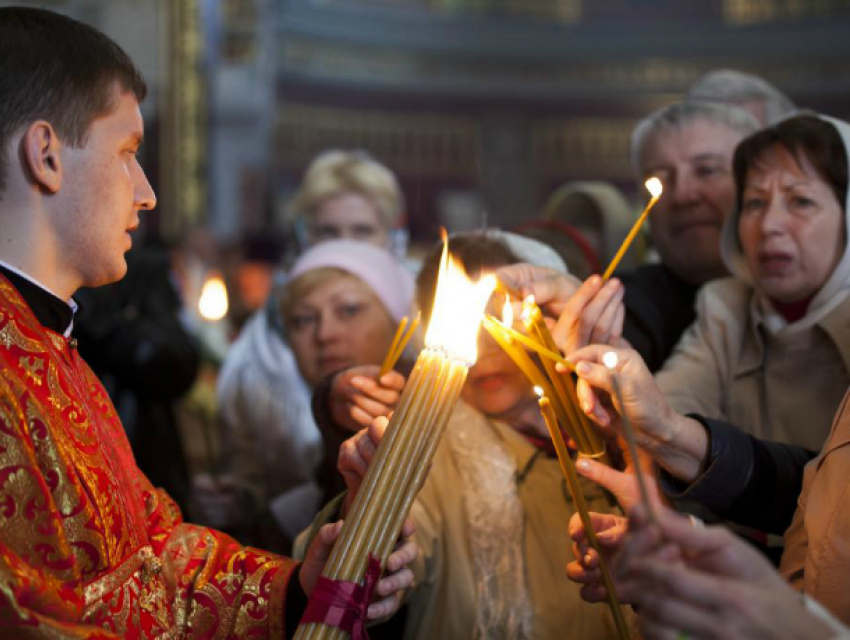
[0,7,414,638]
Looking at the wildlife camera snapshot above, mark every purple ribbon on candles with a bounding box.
[300,554,383,640]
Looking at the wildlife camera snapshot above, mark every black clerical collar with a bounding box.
[0,261,75,336]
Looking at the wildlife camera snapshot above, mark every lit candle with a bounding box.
[296,239,497,640]
[602,177,663,280]
[482,314,584,450]
[198,271,228,321]
[522,297,606,457]
[537,389,630,640]
[484,315,574,370]
[603,351,657,525]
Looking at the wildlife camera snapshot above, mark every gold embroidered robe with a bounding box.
[0,274,298,638]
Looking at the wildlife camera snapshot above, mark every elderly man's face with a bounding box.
[639,119,744,285]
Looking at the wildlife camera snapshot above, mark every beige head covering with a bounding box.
[542,180,637,270]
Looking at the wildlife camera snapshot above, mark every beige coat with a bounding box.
[781,390,850,625]
[656,277,850,452]
[403,400,625,640]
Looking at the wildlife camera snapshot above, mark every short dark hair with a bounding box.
[0,7,147,194]
[416,231,520,324]
[733,115,848,210]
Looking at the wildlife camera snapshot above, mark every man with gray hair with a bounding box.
[502,101,761,372]
[618,101,760,369]
[687,68,796,125]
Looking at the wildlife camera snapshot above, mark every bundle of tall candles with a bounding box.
[295,237,497,640]
[482,295,606,458]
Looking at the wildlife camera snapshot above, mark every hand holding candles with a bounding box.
[603,177,663,280]
[603,351,658,525]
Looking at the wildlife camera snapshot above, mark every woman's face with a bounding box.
[739,144,845,303]
[308,193,390,248]
[288,274,396,387]
[461,293,535,421]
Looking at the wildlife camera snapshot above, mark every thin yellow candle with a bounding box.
[379,315,408,376]
[520,306,594,454]
[522,298,606,456]
[379,312,421,378]
[481,315,584,453]
[603,177,663,280]
[485,315,574,371]
[538,392,631,640]
[603,351,658,525]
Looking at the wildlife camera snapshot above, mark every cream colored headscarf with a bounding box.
[720,113,850,333]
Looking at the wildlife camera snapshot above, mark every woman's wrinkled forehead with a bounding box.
[744,142,844,207]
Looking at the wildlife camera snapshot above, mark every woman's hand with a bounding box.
[575,447,665,514]
[566,511,629,604]
[337,417,388,516]
[329,365,405,433]
[616,507,835,640]
[300,518,418,620]
[494,264,581,316]
[552,275,627,355]
[569,345,709,483]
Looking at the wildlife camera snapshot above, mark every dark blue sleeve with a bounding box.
[659,415,816,534]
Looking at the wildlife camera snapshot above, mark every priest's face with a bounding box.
[54,85,156,289]
[639,118,741,285]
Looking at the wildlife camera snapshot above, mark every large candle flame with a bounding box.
[425,231,497,365]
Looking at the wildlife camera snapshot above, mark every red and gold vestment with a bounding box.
[0,274,298,638]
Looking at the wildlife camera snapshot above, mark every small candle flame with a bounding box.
[534,385,544,398]
[603,351,619,370]
[199,274,229,321]
[502,297,514,327]
[645,177,663,198]
[521,294,535,322]
[425,234,497,364]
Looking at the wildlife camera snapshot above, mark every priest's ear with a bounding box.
[21,120,63,194]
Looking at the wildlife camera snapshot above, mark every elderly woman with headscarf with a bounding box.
[197,240,414,548]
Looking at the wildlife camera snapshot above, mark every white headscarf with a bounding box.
[720,112,850,333]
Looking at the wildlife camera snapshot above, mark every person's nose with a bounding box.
[316,311,344,344]
[759,193,787,237]
[133,160,157,210]
[669,172,700,207]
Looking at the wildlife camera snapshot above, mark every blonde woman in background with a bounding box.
[195,152,410,550]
